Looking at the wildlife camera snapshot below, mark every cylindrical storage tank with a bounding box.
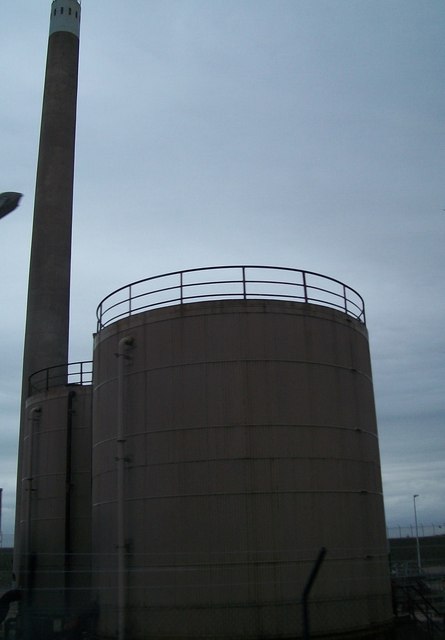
[18,382,92,624]
[92,268,392,639]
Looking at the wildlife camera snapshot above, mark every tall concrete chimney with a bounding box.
[22,0,81,387]
[15,0,81,577]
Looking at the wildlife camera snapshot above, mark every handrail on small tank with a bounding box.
[28,360,93,395]
[96,266,366,331]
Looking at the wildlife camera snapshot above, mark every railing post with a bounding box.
[180,271,183,304]
[128,285,132,317]
[343,284,348,315]
[302,271,308,303]
[242,267,247,300]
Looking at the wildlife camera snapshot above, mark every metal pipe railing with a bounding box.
[96,266,366,331]
[28,360,93,395]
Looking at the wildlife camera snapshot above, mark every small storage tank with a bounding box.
[92,266,393,639]
[18,364,92,624]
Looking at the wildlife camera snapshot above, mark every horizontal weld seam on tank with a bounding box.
[113,455,380,464]
[89,597,385,609]
[88,561,387,572]
[26,428,72,436]
[85,576,386,587]
[123,554,388,563]
[89,583,388,596]
[104,596,390,609]
[118,571,389,582]
[91,372,374,396]
[93,549,378,568]
[20,517,92,525]
[94,358,372,374]
[106,555,391,568]
[100,580,384,590]
[94,584,391,594]
[116,459,381,470]
[22,471,83,479]
[87,548,386,557]
[91,426,378,445]
[113,466,380,476]
[92,490,384,505]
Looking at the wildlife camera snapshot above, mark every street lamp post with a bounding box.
[413,494,422,573]
[0,192,22,219]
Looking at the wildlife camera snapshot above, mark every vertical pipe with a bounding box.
[64,391,76,612]
[24,408,41,589]
[22,407,41,640]
[117,337,133,640]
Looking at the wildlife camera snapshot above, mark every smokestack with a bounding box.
[22,0,81,387]
[15,0,81,573]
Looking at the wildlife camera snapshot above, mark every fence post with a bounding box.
[301,547,327,640]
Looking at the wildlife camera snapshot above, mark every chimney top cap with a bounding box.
[49,0,81,37]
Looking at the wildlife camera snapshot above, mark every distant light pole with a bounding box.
[413,494,422,573]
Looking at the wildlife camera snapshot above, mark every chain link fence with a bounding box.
[1,548,396,640]
[387,524,445,539]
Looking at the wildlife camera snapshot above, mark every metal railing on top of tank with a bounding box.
[96,266,366,331]
[28,360,93,395]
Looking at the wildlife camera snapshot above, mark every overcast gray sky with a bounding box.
[1,0,444,537]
